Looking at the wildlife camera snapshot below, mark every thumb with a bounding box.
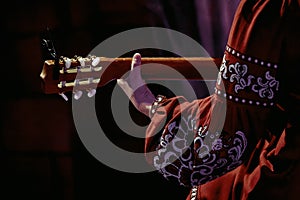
[131,52,142,70]
[124,53,145,90]
[117,52,144,97]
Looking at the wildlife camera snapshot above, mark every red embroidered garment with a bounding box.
[144,0,300,199]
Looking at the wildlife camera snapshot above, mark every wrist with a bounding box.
[149,95,167,118]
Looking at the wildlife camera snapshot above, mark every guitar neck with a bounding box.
[40,56,222,95]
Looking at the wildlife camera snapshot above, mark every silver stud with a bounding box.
[64,57,71,69]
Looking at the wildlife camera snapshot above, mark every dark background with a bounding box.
[0,0,239,199]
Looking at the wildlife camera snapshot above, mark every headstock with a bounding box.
[40,54,132,101]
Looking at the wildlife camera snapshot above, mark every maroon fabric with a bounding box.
[145,0,300,199]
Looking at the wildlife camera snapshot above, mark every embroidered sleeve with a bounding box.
[151,116,247,187]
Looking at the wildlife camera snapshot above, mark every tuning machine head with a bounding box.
[87,88,96,98]
[86,77,97,98]
[73,90,83,100]
[72,89,96,100]
[59,92,69,101]
[88,55,100,67]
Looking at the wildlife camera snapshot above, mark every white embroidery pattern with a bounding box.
[252,71,279,99]
[217,54,279,100]
[153,115,248,187]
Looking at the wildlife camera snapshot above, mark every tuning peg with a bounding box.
[73,79,83,100]
[73,90,83,100]
[60,56,71,73]
[87,88,96,98]
[91,56,100,67]
[86,77,96,97]
[64,57,71,69]
[77,56,85,67]
[59,92,69,101]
